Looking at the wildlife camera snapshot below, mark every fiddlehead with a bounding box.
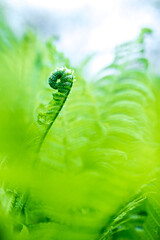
[37,67,75,157]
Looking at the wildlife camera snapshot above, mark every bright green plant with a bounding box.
[0,9,160,240]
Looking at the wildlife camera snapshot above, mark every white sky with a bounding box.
[5,0,160,77]
[6,0,120,11]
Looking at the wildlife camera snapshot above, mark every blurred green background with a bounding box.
[0,1,160,240]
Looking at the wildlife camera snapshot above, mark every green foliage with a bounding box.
[0,9,160,240]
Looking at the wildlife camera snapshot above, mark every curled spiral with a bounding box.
[38,67,75,125]
[49,67,74,94]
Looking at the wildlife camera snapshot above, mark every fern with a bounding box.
[99,194,147,240]
[0,9,160,240]
[36,67,75,166]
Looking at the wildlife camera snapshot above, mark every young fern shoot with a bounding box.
[36,67,75,164]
